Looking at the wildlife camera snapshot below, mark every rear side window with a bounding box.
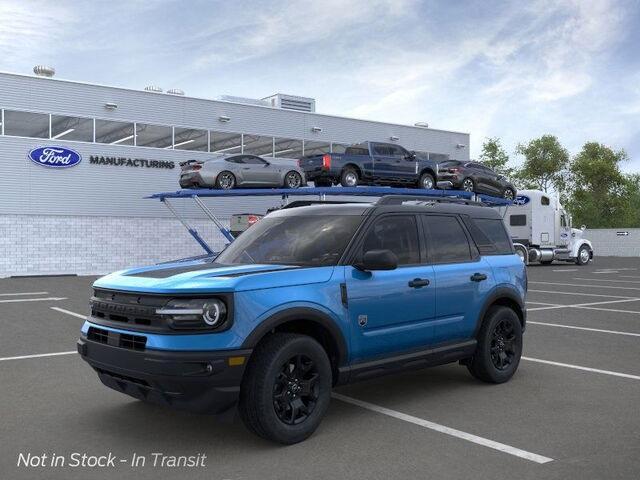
[467,218,513,255]
[423,215,472,263]
[345,146,369,156]
[510,215,526,226]
[361,216,420,265]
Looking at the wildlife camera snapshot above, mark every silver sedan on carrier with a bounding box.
[179,154,307,189]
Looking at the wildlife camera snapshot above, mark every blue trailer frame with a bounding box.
[148,187,512,255]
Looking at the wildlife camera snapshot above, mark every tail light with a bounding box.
[449,167,459,173]
[322,154,331,169]
[192,164,202,171]
[297,159,301,167]
[247,215,259,226]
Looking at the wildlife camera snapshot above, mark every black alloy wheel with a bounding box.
[273,354,320,425]
[503,188,515,200]
[216,171,236,189]
[285,171,303,189]
[490,319,517,370]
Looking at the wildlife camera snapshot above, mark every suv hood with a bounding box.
[93,260,333,294]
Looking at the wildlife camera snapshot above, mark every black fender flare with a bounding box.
[241,307,349,367]
[473,286,526,336]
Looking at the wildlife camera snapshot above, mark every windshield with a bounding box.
[216,214,364,266]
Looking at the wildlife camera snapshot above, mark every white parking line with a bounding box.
[552,269,578,272]
[526,301,561,306]
[573,305,640,315]
[527,321,640,337]
[332,393,553,464]
[51,307,86,319]
[530,281,640,292]
[573,277,640,284]
[0,291,49,296]
[523,357,640,381]
[0,351,76,362]
[0,297,68,304]
[529,289,638,299]
[527,298,640,312]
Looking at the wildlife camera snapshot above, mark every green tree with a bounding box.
[566,142,636,228]
[515,135,569,193]
[479,137,513,177]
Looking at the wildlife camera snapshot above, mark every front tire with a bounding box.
[467,306,522,384]
[239,333,332,444]
[576,245,591,265]
[418,172,435,189]
[503,187,516,200]
[461,177,475,192]
[215,171,236,190]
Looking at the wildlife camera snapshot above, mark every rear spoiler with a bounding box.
[179,159,204,167]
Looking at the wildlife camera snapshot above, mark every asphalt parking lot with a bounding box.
[1,258,639,480]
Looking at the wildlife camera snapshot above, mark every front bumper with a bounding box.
[77,336,251,414]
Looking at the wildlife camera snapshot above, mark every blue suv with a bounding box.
[78,196,526,444]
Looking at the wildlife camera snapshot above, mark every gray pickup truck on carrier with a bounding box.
[299,141,439,189]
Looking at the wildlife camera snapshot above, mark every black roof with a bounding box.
[269,199,502,220]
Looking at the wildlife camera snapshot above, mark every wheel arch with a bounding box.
[342,163,362,178]
[474,287,526,336]
[419,167,436,178]
[241,307,348,385]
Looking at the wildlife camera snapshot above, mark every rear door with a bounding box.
[422,214,494,343]
[345,214,436,361]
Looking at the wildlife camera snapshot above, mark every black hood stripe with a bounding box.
[126,263,298,279]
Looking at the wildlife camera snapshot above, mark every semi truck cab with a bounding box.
[507,189,593,265]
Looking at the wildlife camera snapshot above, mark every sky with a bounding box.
[1,0,639,170]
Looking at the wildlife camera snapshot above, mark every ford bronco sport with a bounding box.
[78,196,526,444]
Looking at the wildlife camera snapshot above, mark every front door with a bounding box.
[242,156,280,185]
[346,214,436,362]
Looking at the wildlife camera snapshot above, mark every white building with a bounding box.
[0,69,470,276]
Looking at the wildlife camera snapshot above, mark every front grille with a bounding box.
[87,326,147,351]
[90,290,169,332]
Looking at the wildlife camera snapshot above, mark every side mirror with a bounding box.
[354,249,398,271]
[581,225,586,231]
[405,151,416,160]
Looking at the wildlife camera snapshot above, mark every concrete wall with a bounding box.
[1,214,230,277]
[585,228,640,257]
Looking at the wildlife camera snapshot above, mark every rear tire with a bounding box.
[215,171,236,189]
[340,168,359,187]
[238,333,332,444]
[467,306,522,384]
[284,171,303,189]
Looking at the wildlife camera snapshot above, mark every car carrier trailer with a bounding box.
[147,186,511,256]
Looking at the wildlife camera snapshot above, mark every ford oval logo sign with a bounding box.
[28,146,82,168]
[513,195,530,206]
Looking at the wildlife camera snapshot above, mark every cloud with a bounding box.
[0,0,76,66]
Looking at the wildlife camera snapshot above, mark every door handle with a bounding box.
[408,278,430,288]
[470,273,487,282]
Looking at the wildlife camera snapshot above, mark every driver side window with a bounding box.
[360,216,420,265]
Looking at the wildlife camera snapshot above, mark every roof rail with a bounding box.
[376,194,483,206]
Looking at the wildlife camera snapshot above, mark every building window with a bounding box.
[273,137,303,158]
[243,135,274,156]
[50,115,93,142]
[303,140,331,156]
[3,110,49,138]
[95,119,134,145]
[173,127,208,151]
[211,131,242,154]
[135,123,172,148]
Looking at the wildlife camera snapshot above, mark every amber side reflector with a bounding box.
[228,356,245,366]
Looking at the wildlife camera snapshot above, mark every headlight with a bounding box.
[157,298,228,330]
